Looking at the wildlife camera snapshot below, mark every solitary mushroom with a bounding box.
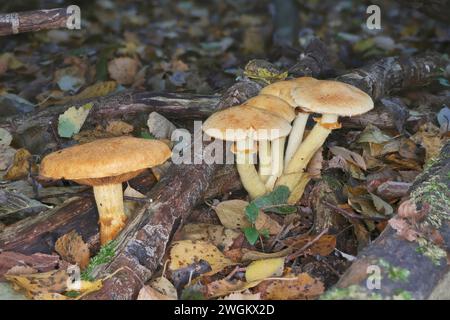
[260,77,318,166]
[276,80,374,198]
[40,136,172,244]
[203,105,291,199]
[241,94,295,187]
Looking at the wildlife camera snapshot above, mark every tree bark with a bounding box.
[326,141,450,300]
[0,8,71,36]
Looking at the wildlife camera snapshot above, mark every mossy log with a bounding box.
[324,141,450,300]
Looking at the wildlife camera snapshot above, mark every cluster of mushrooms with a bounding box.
[38,77,373,245]
[203,77,374,203]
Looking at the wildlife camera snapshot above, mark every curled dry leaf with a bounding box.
[388,217,419,242]
[329,146,367,170]
[169,240,235,276]
[307,147,323,179]
[108,57,139,85]
[4,149,35,181]
[254,213,282,235]
[180,223,241,251]
[245,257,285,282]
[54,231,90,270]
[397,199,420,219]
[258,273,324,300]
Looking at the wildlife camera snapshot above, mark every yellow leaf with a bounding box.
[105,120,134,136]
[214,200,251,229]
[245,257,285,282]
[214,199,280,234]
[4,148,35,181]
[180,223,241,251]
[169,240,235,276]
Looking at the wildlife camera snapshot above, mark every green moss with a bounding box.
[81,240,117,281]
[393,290,413,300]
[416,237,447,266]
[320,285,383,300]
[378,259,410,282]
[411,176,450,229]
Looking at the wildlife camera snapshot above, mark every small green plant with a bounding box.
[81,240,117,281]
[243,186,295,245]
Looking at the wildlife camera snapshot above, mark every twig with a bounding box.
[286,228,329,261]
[323,201,390,221]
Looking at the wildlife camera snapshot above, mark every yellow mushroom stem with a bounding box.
[284,112,309,167]
[258,140,272,182]
[234,141,268,199]
[276,113,339,193]
[93,183,127,245]
[265,136,286,191]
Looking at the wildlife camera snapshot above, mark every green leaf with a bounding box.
[265,205,297,215]
[243,227,259,245]
[259,229,270,239]
[140,130,155,140]
[58,103,93,138]
[245,202,259,224]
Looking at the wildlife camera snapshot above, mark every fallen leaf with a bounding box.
[307,147,323,179]
[245,257,285,282]
[108,57,139,85]
[5,269,69,298]
[169,240,234,276]
[52,81,117,106]
[54,66,86,93]
[329,146,366,170]
[411,123,445,161]
[137,285,175,300]
[180,223,241,251]
[0,128,12,146]
[220,291,261,300]
[0,145,16,170]
[259,273,324,300]
[214,200,251,229]
[4,149,35,181]
[147,112,177,140]
[58,103,93,138]
[437,106,450,133]
[105,121,134,136]
[150,276,178,299]
[254,213,282,235]
[55,231,90,270]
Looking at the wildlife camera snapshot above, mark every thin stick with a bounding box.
[286,228,329,261]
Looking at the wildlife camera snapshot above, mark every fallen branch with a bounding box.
[327,141,450,300]
[0,8,72,36]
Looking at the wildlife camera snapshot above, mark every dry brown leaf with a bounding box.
[105,120,134,136]
[259,273,324,300]
[108,57,139,85]
[307,147,323,179]
[329,146,367,170]
[169,240,235,276]
[254,213,282,235]
[4,148,36,181]
[54,231,90,270]
[137,285,175,300]
[388,217,419,241]
[411,123,445,161]
[283,234,337,256]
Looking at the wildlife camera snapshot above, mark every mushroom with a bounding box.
[260,77,318,167]
[276,80,374,198]
[203,105,291,199]
[39,136,172,244]
[241,94,295,186]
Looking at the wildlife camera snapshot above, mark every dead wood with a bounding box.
[328,141,450,300]
[0,8,72,36]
